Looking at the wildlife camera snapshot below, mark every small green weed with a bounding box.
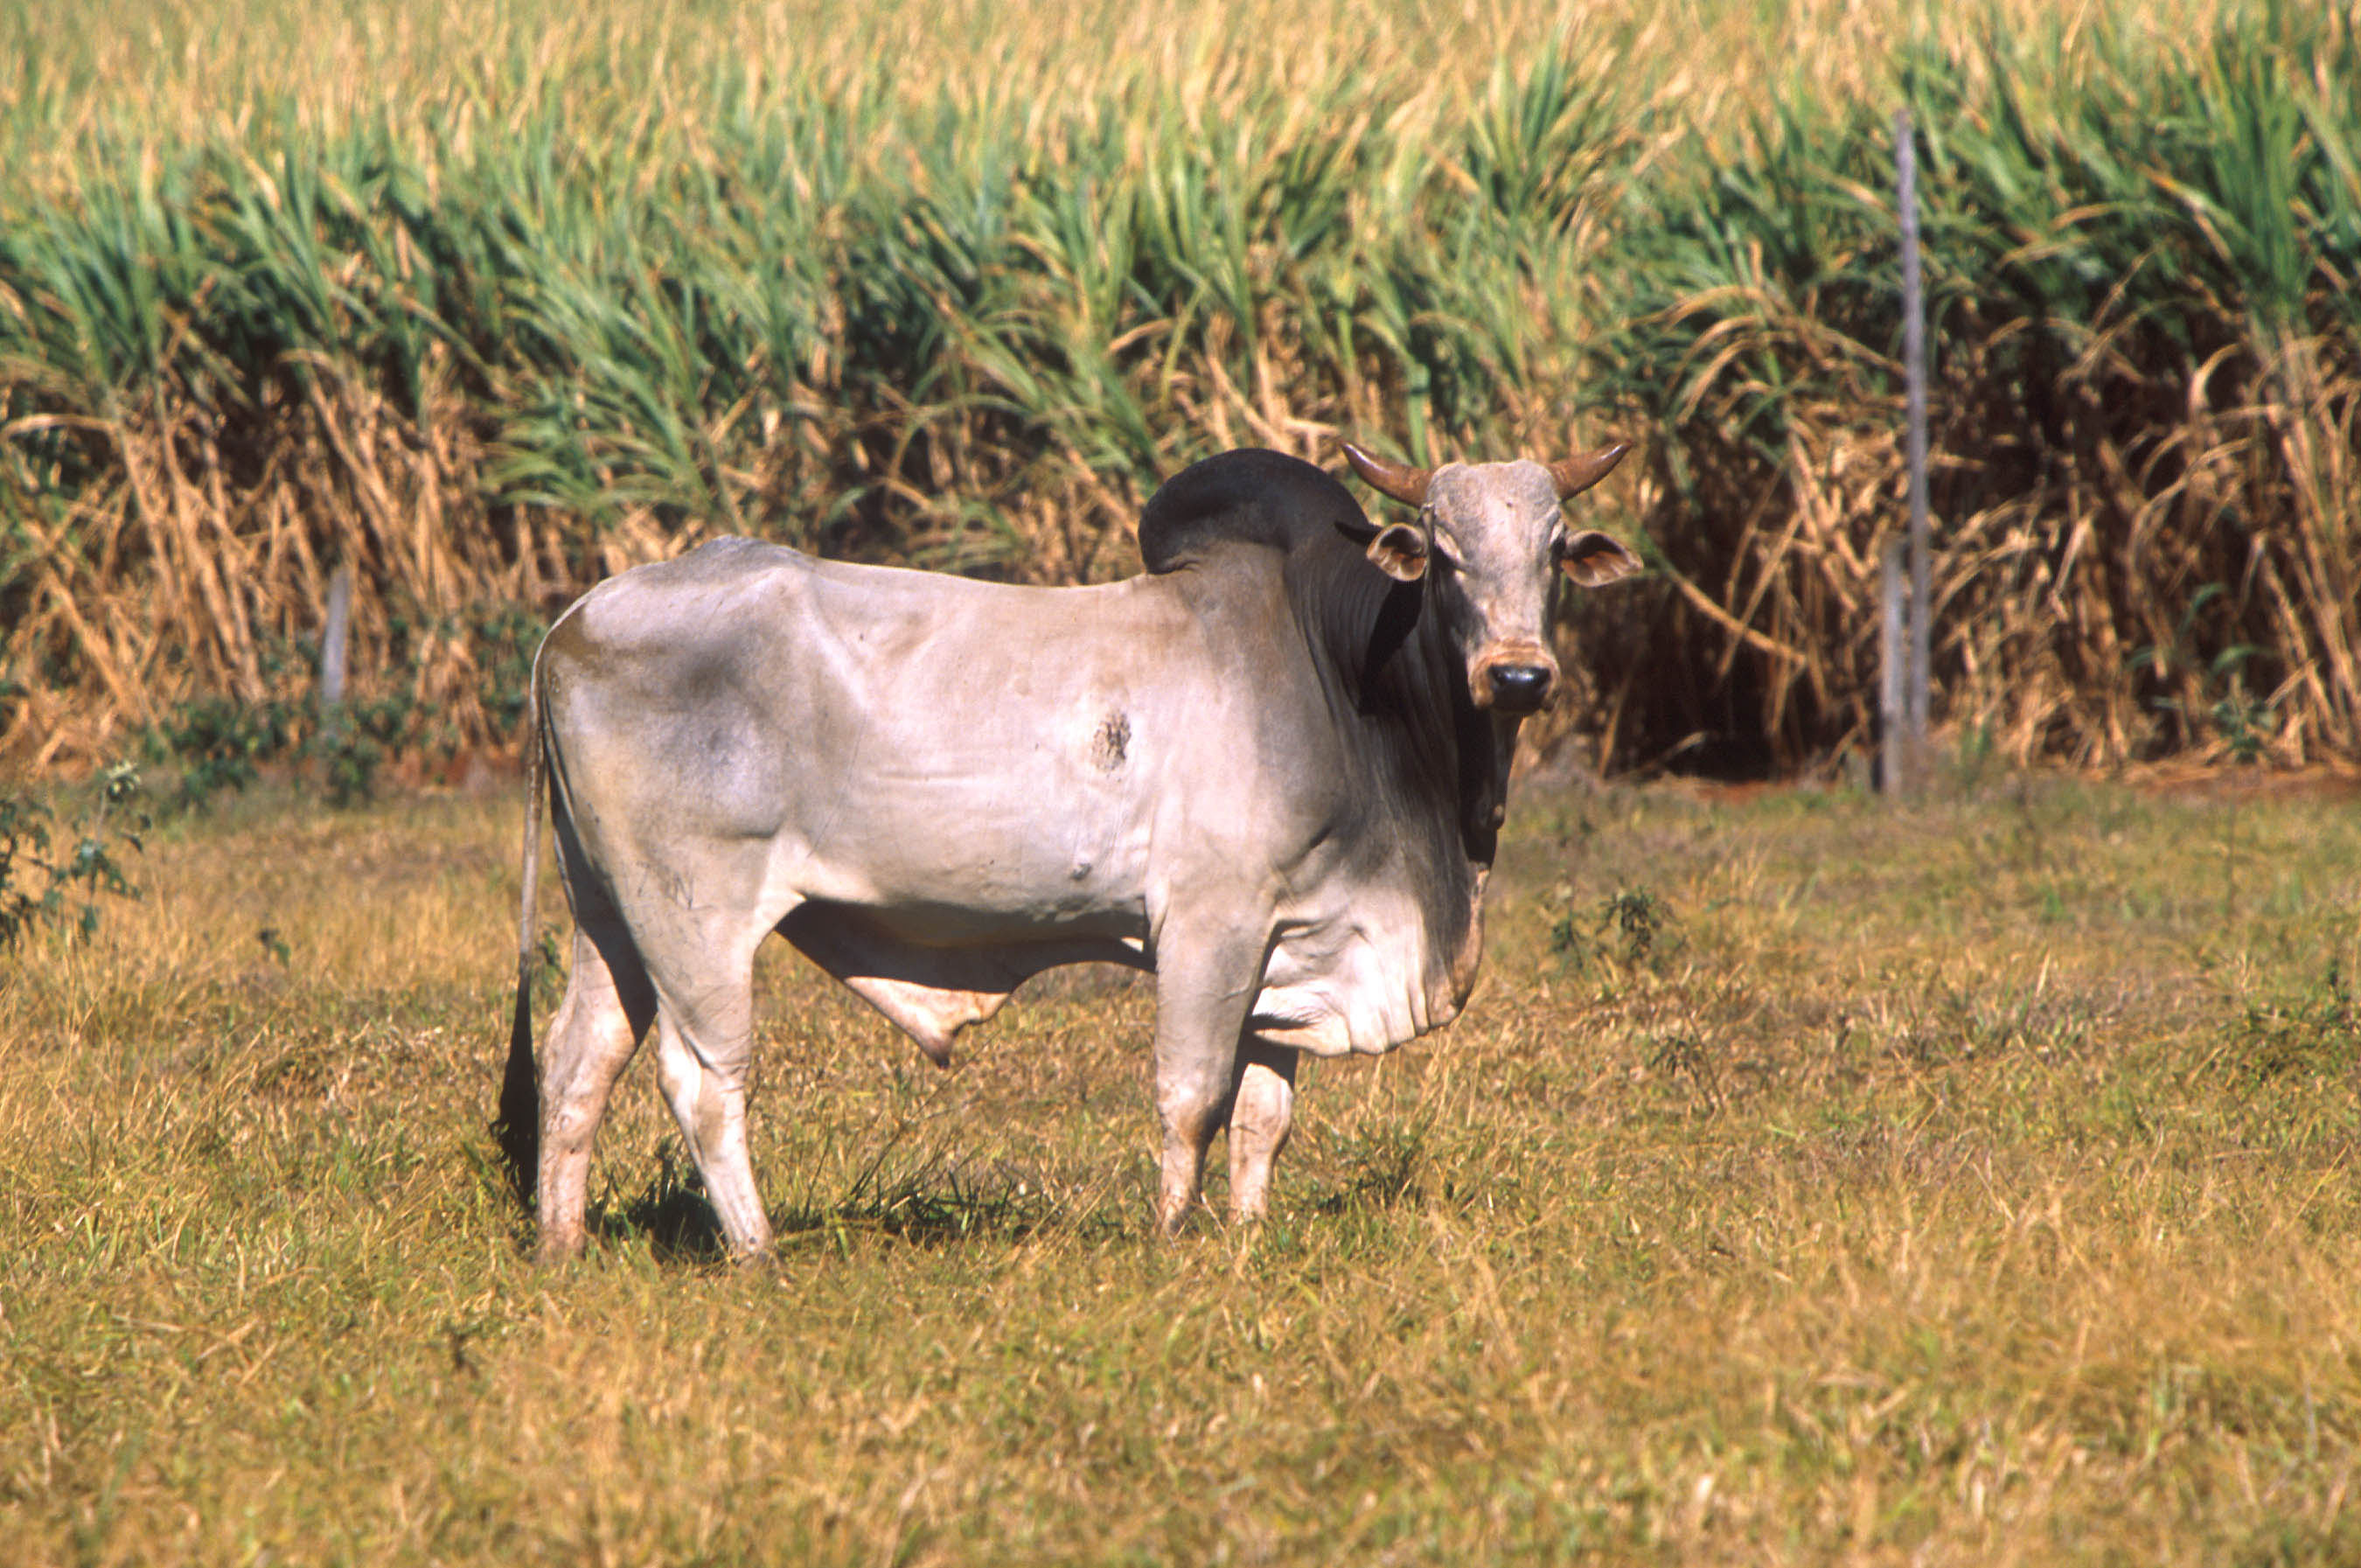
[2230,960,2361,1090]
[1645,1033,1724,1114]
[1314,1120,1431,1214]
[1550,886,1682,972]
[2132,587,2283,765]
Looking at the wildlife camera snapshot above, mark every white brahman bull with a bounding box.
[497,439,1639,1258]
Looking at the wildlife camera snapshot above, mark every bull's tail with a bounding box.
[493,674,547,1208]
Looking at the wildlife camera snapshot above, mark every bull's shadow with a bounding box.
[587,1142,1076,1265]
[589,1146,731,1264]
[582,1130,1430,1264]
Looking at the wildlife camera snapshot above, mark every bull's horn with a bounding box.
[1341,441,1431,508]
[1546,442,1631,500]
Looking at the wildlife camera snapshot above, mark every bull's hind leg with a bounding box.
[1225,1042,1298,1223]
[538,917,658,1260]
[652,993,770,1258]
[640,916,777,1258]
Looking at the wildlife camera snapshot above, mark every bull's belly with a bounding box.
[763,801,1153,942]
[804,889,1150,949]
[778,840,1466,1061]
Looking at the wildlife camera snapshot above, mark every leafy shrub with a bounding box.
[310,692,425,806]
[148,697,299,810]
[465,602,546,741]
[0,763,146,948]
[142,598,545,808]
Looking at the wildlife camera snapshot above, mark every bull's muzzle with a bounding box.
[1480,660,1555,714]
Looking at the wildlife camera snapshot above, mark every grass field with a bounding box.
[3,769,2358,1563]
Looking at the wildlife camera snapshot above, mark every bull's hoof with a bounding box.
[1155,1198,1206,1237]
[726,1246,786,1277]
[533,1230,589,1265]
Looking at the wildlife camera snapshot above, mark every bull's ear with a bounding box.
[1368,521,1431,582]
[1557,530,1642,588]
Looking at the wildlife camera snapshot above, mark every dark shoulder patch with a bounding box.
[1138,449,1372,574]
[1091,711,1130,771]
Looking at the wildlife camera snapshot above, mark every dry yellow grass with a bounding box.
[2,769,2356,1562]
[8,0,2230,174]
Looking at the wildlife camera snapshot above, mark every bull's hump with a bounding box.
[1137,449,1369,573]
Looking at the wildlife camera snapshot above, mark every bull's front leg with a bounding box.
[1226,1041,1297,1223]
[1149,930,1265,1235]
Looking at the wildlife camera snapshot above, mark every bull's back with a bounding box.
[538,539,1222,930]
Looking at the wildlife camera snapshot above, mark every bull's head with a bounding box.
[1340,440,1643,714]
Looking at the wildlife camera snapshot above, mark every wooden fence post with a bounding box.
[1895,106,1933,792]
[1881,537,1906,793]
[320,564,354,713]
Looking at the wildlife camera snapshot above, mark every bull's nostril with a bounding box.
[1487,665,1552,711]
